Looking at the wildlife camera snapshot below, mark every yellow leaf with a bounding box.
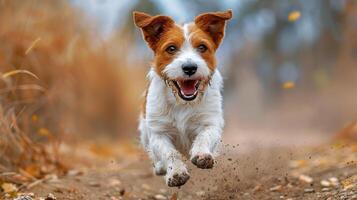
[31,114,39,122]
[38,128,51,137]
[1,183,18,194]
[282,81,295,89]
[288,11,301,22]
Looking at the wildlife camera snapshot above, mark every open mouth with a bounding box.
[172,79,201,101]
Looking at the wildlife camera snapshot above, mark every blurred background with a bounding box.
[0,0,356,183]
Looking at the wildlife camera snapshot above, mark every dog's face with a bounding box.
[134,10,232,102]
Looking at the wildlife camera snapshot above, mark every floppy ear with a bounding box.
[194,10,233,48]
[133,11,175,50]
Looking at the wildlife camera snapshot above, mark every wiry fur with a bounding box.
[134,10,232,187]
[139,69,224,185]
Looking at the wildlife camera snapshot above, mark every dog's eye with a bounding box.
[166,45,177,54]
[197,44,207,53]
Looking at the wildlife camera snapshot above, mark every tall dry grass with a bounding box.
[0,0,146,179]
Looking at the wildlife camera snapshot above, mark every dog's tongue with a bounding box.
[179,80,197,96]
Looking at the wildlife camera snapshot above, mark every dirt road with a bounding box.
[12,130,356,200]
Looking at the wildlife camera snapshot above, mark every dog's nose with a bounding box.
[182,63,198,76]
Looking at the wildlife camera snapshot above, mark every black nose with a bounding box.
[182,63,198,76]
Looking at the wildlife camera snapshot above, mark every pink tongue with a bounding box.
[179,80,197,96]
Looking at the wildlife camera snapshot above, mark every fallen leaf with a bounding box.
[282,81,295,89]
[288,11,301,22]
[1,182,18,194]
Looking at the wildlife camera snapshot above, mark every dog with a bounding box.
[134,10,232,187]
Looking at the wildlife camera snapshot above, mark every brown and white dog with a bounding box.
[134,10,232,187]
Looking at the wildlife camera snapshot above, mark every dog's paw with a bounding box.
[166,171,190,187]
[191,153,214,169]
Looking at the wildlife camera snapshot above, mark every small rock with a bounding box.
[322,188,330,192]
[320,180,331,187]
[270,185,282,192]
[154,194,167,200]
[329,177,339,186]
[45,193,57,200]
[196,191,205,197]
[304,188,315,193]
[299,174,313,183]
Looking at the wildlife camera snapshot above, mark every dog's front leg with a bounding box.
[190,126,222,169]
[148,133,190,187]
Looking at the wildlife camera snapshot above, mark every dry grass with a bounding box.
[0,0,146,183]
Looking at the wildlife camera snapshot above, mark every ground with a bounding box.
[3,130,355,200]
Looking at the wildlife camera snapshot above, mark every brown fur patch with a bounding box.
[152,25,184,77]
[188,23,217,71]
[133,11,185,78]
[194,10,232,48]
[133,11,175,51]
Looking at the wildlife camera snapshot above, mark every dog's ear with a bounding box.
[133,11,175,50]
[194,10,232,48]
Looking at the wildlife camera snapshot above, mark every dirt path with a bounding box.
[15,136,356,200]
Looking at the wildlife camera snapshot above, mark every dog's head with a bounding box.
[133,10,232,103]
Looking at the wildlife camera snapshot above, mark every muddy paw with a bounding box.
[166,171,190,187]
[191,153,214,169]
